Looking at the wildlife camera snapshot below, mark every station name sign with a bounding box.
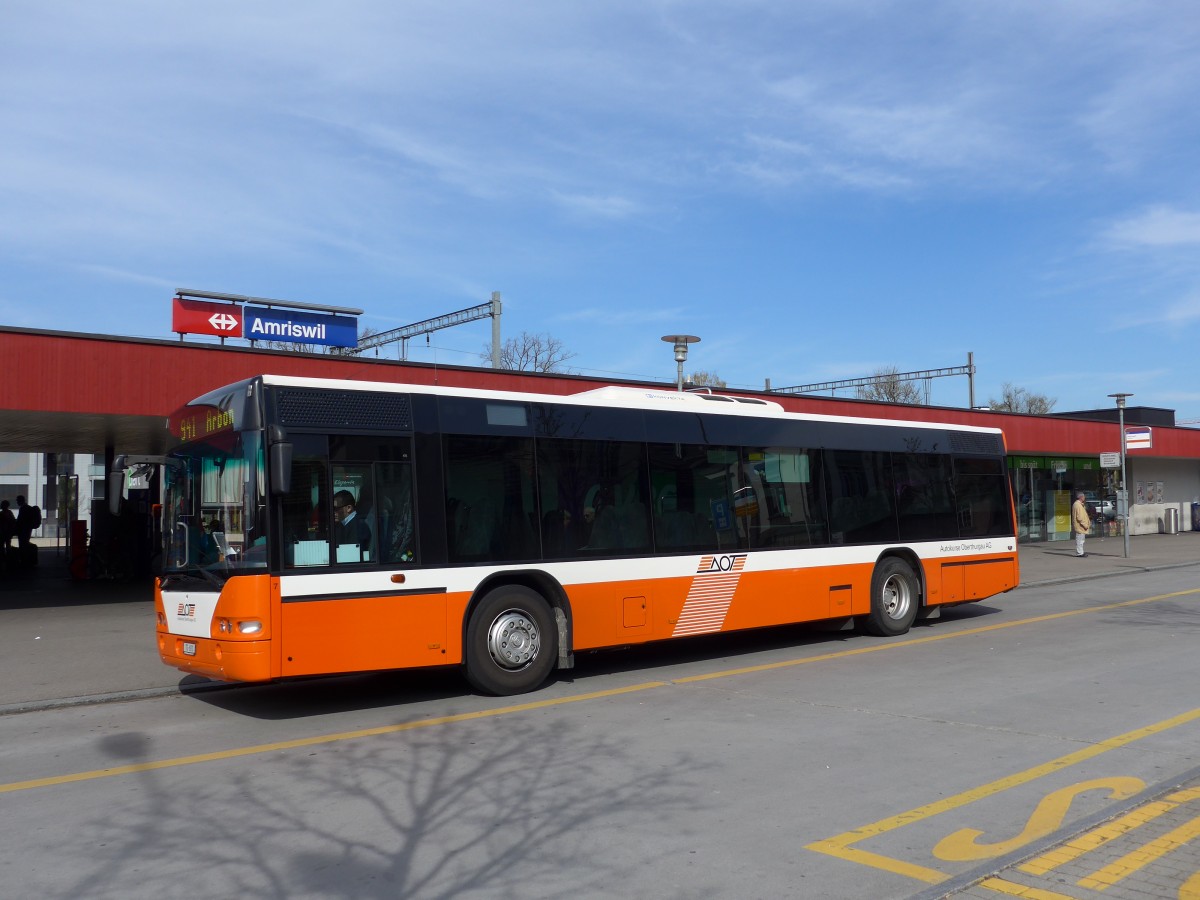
[171,296,358,347]
[244,307,357,348]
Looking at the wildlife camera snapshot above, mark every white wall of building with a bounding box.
[0,452,44,535]
[1126,457,1200,533]
[0,452,104,542]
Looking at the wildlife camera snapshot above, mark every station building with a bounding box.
[3,324,1198,572]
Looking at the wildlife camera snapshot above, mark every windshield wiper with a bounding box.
[161,563,227,590]
[196,564,226,588]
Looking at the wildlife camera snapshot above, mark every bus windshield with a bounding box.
[162,427,267,578]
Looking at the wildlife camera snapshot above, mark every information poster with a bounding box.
[1048,490,1070,535]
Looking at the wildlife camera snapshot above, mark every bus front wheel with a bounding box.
[865,558,919,637]
[465,585,557,696]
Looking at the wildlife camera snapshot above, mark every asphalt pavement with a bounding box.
[2,532,1199,714]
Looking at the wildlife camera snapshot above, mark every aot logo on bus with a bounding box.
[698,554,747,574]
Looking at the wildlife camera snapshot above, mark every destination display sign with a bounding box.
[169,405,236,442]
[244,307,358,348]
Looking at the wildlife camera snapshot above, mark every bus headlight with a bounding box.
[238,620,263,635]
[216,618,232,634]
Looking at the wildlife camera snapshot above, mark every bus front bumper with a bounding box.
[158,632,272,683]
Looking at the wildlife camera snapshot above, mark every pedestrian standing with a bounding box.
[1071,491,1091,558]
[15,495,33,549]
[0,500,15,570]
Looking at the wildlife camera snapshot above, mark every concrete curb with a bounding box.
[0,680,231,717]
[1018,558,1200,589]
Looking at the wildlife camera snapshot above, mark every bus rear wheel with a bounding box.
[865,557,919,637]
[465,585,557,696]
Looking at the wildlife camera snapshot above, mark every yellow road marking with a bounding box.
[1180,869,1200,900]
[1020,787,1200,875]
[2,586,1198,800]
[977,878,1078,899]
[1078,812,1200,890]
[675,586,1200,683]
[0,682,666,795]
[933,778,1145,861]
[805,707,1200,882]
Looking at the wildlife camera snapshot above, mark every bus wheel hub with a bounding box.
[487,610,540,669]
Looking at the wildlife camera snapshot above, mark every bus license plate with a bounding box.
[182,641,197,656]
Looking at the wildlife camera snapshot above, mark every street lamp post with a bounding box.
[661,335,701,392]
[1108,392,1132,558]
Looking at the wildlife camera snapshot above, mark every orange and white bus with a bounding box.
[124,374,1018,696]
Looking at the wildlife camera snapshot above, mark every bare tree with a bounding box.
[855,366,923,404]
[483,332,576,373]
[687,371,727,389]
[989,383,1057,414]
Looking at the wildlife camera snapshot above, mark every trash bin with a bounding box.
[1164,507,1180,534]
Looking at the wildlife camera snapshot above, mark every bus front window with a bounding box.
[162,430,267,577]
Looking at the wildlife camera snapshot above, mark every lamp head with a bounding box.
[661,334,701,363]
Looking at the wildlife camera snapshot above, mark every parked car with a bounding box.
[1084,491,1116,520]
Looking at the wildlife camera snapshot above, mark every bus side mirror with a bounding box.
[108,454,128,516]
[108,471,125,516]
[270,441,293,495]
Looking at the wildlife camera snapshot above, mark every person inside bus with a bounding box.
[333,490,372,555]
[542,508,572,557]
[381,488,414,563]
[587,485,621,550]
[198,519,218,564]
[581,505,595,545]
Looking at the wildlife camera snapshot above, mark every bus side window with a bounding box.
[445,435,537,563]
[282,453,331,568]
[894,453,956,541]
[648,443,735,552]
[377,463,415,563]
[954,457,1011,538]
[540,439,649,557]
[742,447,827,548]
[825,450,898,545]
[332,465,375,564]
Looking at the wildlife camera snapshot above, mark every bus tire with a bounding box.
[866,557,919,637]
[464,585,557,696]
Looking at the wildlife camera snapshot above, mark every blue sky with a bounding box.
[3,2,1199,415]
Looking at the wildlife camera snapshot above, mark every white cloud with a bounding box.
[73,265,179,290]
[1139,293,1200,328]
[549,192,643,220]
[1103,206,1200,248]
[4,0,1200,416]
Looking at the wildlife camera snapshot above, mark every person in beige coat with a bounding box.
[1071,492,1092,557]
